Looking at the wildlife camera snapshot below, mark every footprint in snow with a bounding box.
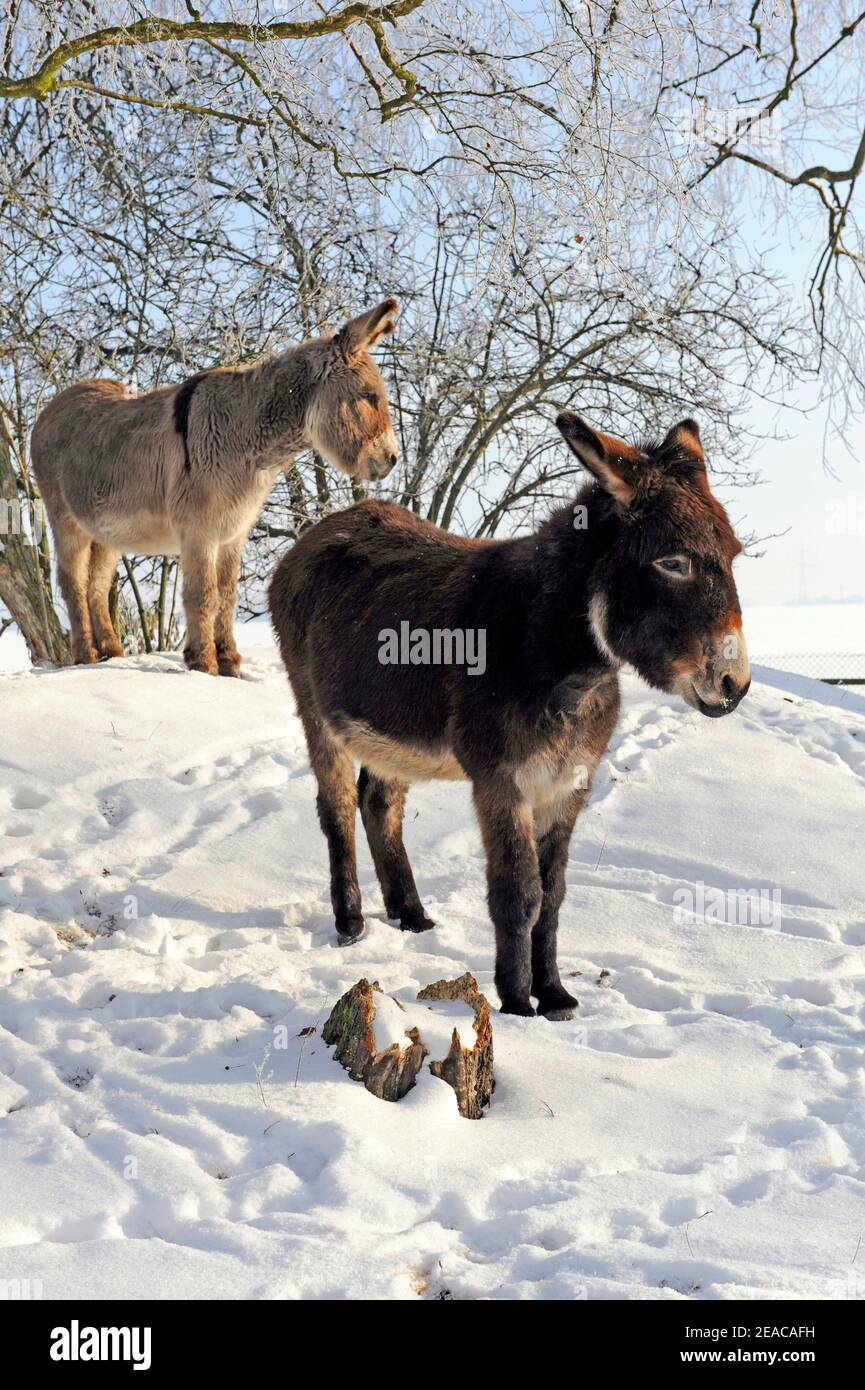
[243,790,282,818]
[611,967,691,1012]
[11,786,50,810]
[98,795,129,827]
[724,1172,775,1207]
[61,1067,94,1090]
[3,821,33,838]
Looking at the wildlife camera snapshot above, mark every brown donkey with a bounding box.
[268,413,750,1019]
[31,299,400,675]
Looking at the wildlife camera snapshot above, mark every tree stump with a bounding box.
[322,978,428,1102]
[324,973,495,1118]
[417,972,494,1119]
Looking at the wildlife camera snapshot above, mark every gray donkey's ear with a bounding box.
[336,298,398,356]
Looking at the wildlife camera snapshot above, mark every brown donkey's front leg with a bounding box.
[473,778,542,1016]
[358,768,435,932]
[214,540,243,677]
[531,791,584,1020]
[181,540,219,675]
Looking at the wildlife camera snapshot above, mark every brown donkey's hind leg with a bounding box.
[291,675,363,940]
[358,768,435,932]
[214,540,242,678]
[53,512,98,664]
[180,538,219,675]
[313,731,364,941]
[88,544,124,660]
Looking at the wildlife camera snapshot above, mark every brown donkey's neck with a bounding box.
[478,487,618,698]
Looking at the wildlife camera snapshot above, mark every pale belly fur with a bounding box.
[331,717,599,833]
[82,469,278,555]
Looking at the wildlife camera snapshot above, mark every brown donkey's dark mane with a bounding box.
[269,413,751,1019]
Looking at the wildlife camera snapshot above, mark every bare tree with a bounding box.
[0,433,68,661]
[1,2,864,659]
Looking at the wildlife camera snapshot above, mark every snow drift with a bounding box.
[0,648,863,1300]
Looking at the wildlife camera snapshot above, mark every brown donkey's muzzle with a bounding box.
[679,627,751,718]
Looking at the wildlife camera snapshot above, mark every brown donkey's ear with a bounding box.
[661,418,704,462]
[555,412,643,506]
[337,298,398,356]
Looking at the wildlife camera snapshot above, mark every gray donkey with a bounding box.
[31,299,400,676]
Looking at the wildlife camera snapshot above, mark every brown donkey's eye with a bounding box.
[653,555,692,579]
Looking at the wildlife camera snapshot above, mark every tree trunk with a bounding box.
[0,441,69,664]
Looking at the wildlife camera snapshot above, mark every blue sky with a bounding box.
[713,163,864,617]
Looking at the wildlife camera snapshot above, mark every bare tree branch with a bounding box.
[0,3,425,101]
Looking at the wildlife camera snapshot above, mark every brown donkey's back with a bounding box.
[271,500,493,782]
[269,414,750,1019]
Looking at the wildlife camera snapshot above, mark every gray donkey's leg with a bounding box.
[88,544,124,660]
[214,540,243,678]
[53,511,98,664]
[180,537,219,675]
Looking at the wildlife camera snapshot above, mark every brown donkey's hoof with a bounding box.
[499,999,536,1017]
[395,906,436,933]
[536,986,579,1021]
[217,657,242,678]
[336,914,365,945]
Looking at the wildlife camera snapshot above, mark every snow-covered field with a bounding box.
[744,603,865,681]
[745,603,865,657]
[1,646,864,1301]
[0,627,30,674]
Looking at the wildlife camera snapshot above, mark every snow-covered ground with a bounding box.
[746,603,865,657]
[4,600,863,677]
[745,603,865,680]
[0,626,30,673]
[1,647,864,1301]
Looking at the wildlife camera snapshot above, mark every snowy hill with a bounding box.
[1,649,864,1301]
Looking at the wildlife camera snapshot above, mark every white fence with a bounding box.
[752,652,865,686]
